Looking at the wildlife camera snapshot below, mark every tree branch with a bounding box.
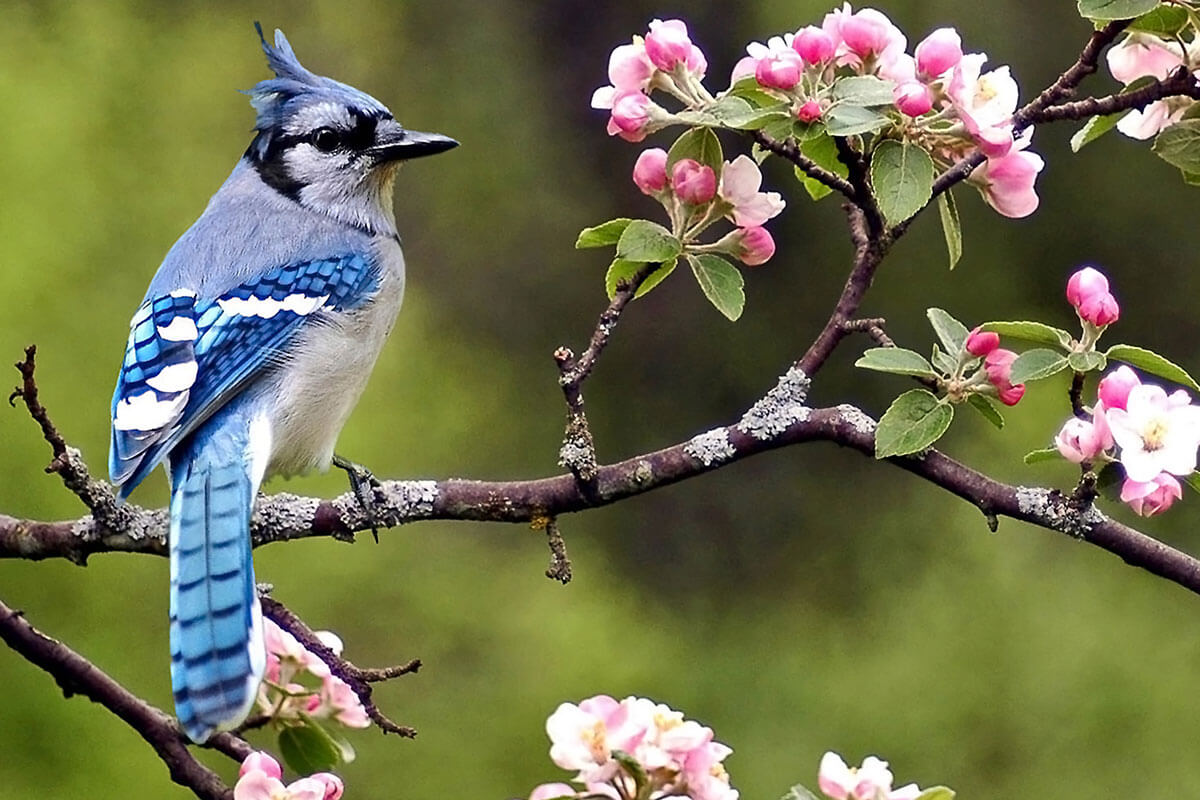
[751,129,856,199]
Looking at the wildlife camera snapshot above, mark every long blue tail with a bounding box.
[168,407,265,742]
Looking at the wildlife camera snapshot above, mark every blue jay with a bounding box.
[108,26,456,742]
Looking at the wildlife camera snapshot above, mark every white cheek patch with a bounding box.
[157,316,200,342]
[145,361,199,393]
[217,293,329,319]
[284,101,353,135]
[113,388,188,432]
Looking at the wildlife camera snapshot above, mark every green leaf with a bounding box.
[832,75,897,107]
[1067,350,1107,372]
[611,750,649,792]
[1128,3,1189,35]
[1070,112,1128,152]
[761,115,797,142]
[1106,343,1200,392]
[871,140,935,227]
[780,784,821,800]
[927,307,970,355]
[715,99,791,130]
[576,218,633,249]
[968,393,1005,429]
[1077,0,1158,20]
[931,343,957,374]
[687,254,745,321]
[824,105,891,136]
[616,220,682,263]
[855,347,938,377]
[605,258,676,300]
[1183,472,1200,494]
[1153,120,1200,173]
[667,127,724,173]
[279,723,344,774]
[796,132,850,201]
[937,190,963,269]
[875,389,954,459]
[981,321,1073,349]
[1024,447,1062,464]
[1010,349,1070,383]
[914,787,956,800]
[1182,170,1200,186]
[726,84,784,107]
[1097,462,1124,501]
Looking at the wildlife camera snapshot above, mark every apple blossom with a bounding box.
[964,326,999,357]
[1066,266,1120,326]
[1121,473,1184,517]
[915,27,963,78]
[528,783,579,800]
[1098,366,1140,411]
[1107,33,1185,85]
[733,226,776,266]
[645,19,697,72]
[818,752,920,800]
[1118,100,1187,140]
[546,695,645,782]
[633,148,669,195]
[756,50,804,90]
[719,155,785,227]
[983,348,1025,406]
[234,757,341,800]
[239,752,283,781]
[970,135,1044,218]
[793,25,836,65]
[1106,384,1200,482]
[948,53,1019,156]
[673,159,718,205]
[1055,417,1110,463]
[732,35,796,84]
[893,81,932,116]
[606,91,654,142]
[796,99,824,122]
[823,4,907,69]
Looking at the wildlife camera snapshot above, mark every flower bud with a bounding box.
[310,773,345,800]
[239,752,283,780]
[1055,417,1107,463]
[893,81,933,116]
[915,27,963,77]
[1078,292,1120,326]
[756,51,803,90]
[964,326,999,357]
[1065,266,1110,308]
[1121,472,1182,517]
[1097,365,1140,411]
[734,226,776,266]
[672,158,717,205]
[608,91,653,141]
[645,19,694,71]
[796,99,823,123]
[792,26,835,65]
[984,348,1025,406]
[632,148,669,195]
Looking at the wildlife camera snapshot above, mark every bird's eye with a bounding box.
[310,128,341,152]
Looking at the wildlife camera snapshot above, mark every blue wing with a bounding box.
[109,253,380,496]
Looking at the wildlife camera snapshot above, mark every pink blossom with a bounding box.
[645,19,697,72]
[672,159,717,205]
[948,53,1019,156]
[893,81,933,116]
[1098,366,1141,411]
[1056,417,1110,463]
[233,769,330,800]
[793,25,836,65]
[818,752,914,800]
[824,4,907,68]
[632,148,669,195]
[734,35,796,84]
[317,675,371,728]
[915,28,963,78]
[1067,267,1119,326]
[609,43,655,92]
[719,155,785,227]
[971,135,1044,218]
[965,326,999,357]
[984,348,1026,406]
[756,50,804,90]
[1121,472,1184,516]
[309,774,344,800]
[1117,100,1186,140]
[1107,33,1185,85]
[546,695,647,783]
[796,99,824,122]
[606,91,653,142]
[734,226,776,266]
[1106,384,1200,481]
[529,783,579,800]
[239,752,283,781]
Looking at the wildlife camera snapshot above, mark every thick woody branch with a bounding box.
[0,597,250,799]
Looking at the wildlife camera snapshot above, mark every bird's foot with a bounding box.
[332,454,383,543]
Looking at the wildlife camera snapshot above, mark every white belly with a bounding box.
[265,239,405,477]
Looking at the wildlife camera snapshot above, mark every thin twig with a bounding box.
[543,517,572,584]
[751,129,856,199]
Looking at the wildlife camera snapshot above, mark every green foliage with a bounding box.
[667,127,724,173]
[797,133,850,202]
[1153,120,1200,177]
[616,220,682,263]
[875,389,954,458]
[968,394,1005,428]
[1127,3,1190,35]
[937,190,963,269]
[871,140,934,227]
[1077,0,1158,20]
[981,321,1074,349]
[605,258,677,300]
[824,105,892,136]
[1024,447,1062,464]
[916,787,957,800]
[856,347,938,378]
[1009,349,1069,384]
[687,254,745,321]
[780,785,821,800]
[577,219,634,249]
[1105,343,1200,391]
[1067,350,1107,372]
[278,721,350,774]
[1070,112,1128,152]
[927,308,970,355]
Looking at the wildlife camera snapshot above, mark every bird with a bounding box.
[107,25,456,742]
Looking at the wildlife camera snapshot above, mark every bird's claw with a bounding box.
[332,455,383,542]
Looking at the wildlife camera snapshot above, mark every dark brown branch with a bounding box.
[751,129,856,199]
[1023,66,1200,124]
[1070,370,1088,419]
[259,595,419,737]
[0,596,250,799]
[842,317,893,348]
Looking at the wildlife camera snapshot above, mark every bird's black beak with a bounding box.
[369,118,458,163]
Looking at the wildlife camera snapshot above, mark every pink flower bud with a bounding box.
[796,99,823,122]
[984,348,1026,406]
[1055,417,1108,463]
[1097,365,1140,411]
[965,326,999,357]
[837,8,906,61]
[793,26,836,65]
[608,43,654,92]
[530,784,580,800]
[239,752,283,781]
[735,226,776,266]
[1078,292,1120,326]
[672,158,717,205]
[893,81,933,116]
[756,51,803,90]
[915,28,963,77]
[310,773,345,800]
[607,91,652,142]
[1066,266,1110,307]
[645,18,694,71]
[1121,472,1183,517]
[632,148,669,195]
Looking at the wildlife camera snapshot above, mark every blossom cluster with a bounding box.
[234,752,343,800]
[1106,31,1199,140]
[632,148,784,266]
[528,695,738,800]
[257,618,370,730]
[817,752,923,800]
[963,327,1025,406]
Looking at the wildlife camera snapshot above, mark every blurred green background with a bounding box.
[2,1,1198,798]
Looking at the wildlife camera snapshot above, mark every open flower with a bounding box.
[818,752,920,800]
[970,133,1044,218]
[1121,472,1184,517]
[718,155,785,227]
[1106,384,1200,482]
